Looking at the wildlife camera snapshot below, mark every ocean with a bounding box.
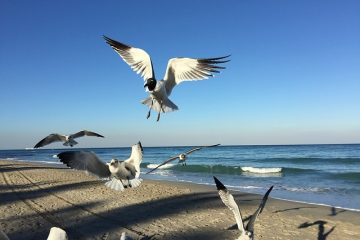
[1,144,359,210]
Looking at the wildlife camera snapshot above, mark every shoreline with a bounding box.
[1,159,359,239]
[5,158,360,212]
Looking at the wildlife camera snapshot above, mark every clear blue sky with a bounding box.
[1,0,359,149]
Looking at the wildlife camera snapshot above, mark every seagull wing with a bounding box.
[163,56,230,96]
[57,151,111,178]
[34,134,66,148]
[71,130,104,139]
[124,142,143,178]
[246,186,274,233]
[213,176,246,234]
[146,156,179,174]
[103,35,155,81]
[185,143,221,155]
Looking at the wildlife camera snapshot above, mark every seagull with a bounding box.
[103,36,230,121]
[47,227,68,240]
[57,142,143,191]
[213,176,273,240]
[146,144,220,174]
[34,130,104,148]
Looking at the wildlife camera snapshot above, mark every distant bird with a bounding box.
[146,144,220,174]
[103,36,230,121]
[47,227,68,240]
[34,130,104,148]
[57,142,143,191]
[213,176,273,240]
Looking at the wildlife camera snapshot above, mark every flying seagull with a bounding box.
[146,144,220,174]
[34,130,104,148]
[213,176,273,240]
[57,142,143,191]
[103,36,230,121]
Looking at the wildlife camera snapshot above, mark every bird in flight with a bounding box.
[146,144,220,174]
[103,36,230,121]
[58,142,143,191]
[34,130,104,148]
[213,176,273,240]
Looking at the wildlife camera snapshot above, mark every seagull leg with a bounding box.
[127,177,132,188]
[119,179,127,188]
[147,99,153,119]
[157,102,164,122]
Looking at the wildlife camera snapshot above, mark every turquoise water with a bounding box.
[1,144,359,210]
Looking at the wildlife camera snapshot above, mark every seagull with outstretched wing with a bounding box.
[34,130,104,148]
[57,142,143,191]
[103,36,230,121]
[213,176,273,240]
[146,144,220,174]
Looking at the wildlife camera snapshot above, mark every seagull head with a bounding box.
[109,159,119,166]
[144,78,156,91]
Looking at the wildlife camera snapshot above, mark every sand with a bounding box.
[0,160,359,240]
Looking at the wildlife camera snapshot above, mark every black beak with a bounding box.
[144,83,149,89]
[138,141,143,152]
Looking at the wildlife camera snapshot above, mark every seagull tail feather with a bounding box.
[141,97,178,113]
[129,178,143,188]
[105,178,125,191]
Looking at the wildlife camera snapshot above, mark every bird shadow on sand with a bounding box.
[273,206,316,213]
[298,220,336,240]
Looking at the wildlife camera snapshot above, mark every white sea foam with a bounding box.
[241,166,282,173]
[5,158,16,160]
[52,154,58,158]
[282,186,330,193]
[147,163,175,169]
[273,197,360,212]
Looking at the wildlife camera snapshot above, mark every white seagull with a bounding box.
[57,142,143,191]
[47,227,68,240]
[103,36,230,121]
[146,144,220,174]
[213,176,273,240]
[34,130,104,148]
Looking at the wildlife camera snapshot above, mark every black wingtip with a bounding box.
[265,185,274,197]
[57,151,74,166]
[213,176,227,190]
[138,141,143,152]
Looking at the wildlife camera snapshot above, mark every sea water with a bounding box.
[1,144,359,210]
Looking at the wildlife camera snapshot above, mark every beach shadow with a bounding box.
[273,206,316,213]
[2,201,104,240]
[2,190,255,239]
[0,180,103,205]
[298,220,336,240]
[329,206,346,216]
[0,165,65,173]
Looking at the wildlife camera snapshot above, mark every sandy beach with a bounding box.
[0,159,359,240]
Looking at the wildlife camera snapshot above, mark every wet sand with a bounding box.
[0,160,359,239]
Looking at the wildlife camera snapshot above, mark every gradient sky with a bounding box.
[1,0,360,149]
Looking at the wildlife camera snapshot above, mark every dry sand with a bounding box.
[0,159,359,240]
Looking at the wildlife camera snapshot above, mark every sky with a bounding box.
[1,0,359,149]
